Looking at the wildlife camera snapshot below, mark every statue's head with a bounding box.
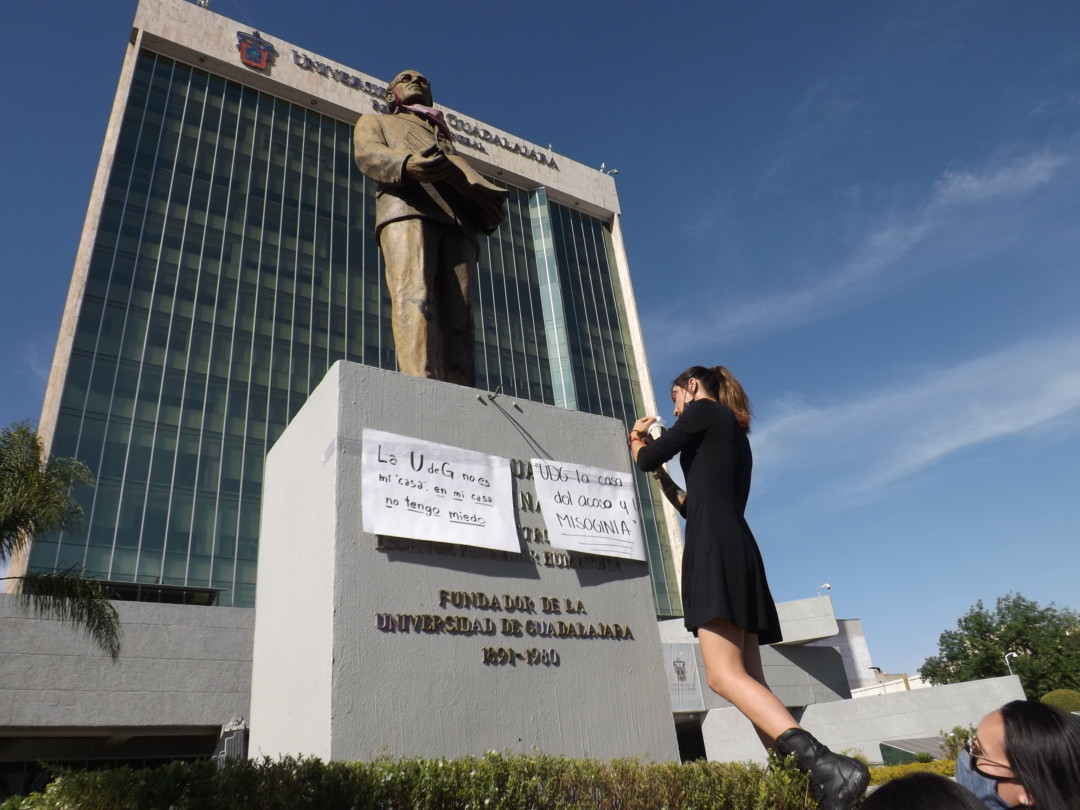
[386,70,432,110]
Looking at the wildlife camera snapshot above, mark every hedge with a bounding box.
[867,759,954,785]
[1,752,969,809]
[1,753,819,810]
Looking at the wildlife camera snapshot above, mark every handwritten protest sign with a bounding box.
[530,460,646,561]
[362,429,517,552]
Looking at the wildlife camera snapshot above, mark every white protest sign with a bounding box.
[362,429,517,553]
[529,459,646,561]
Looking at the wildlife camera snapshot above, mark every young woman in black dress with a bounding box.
[631,365,868,810]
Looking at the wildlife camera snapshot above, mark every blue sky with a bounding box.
[2,0,1078,677]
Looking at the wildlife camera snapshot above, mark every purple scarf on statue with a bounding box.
[399,103,453,142]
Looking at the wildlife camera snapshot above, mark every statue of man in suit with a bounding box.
[353,70,508,385]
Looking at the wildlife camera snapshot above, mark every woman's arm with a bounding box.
[632,410,694,472]
[651,465,687,517]
[626,418,687,514]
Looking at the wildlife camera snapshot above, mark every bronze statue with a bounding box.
[353,70,508,385]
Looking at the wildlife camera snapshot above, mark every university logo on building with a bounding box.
[236,31,276,70]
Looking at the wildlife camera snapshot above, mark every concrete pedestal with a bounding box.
[249,362,678,762]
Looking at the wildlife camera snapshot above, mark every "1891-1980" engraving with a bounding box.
[483,647,561,666]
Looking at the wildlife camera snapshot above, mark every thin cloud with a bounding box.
[760,76,860,192]
[752,331,1080,499]
[22,338,53,386]
[646,147,1077,359]
[932,151,1065,205]
[0,339,54,427]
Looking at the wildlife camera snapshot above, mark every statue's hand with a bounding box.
[405,152,453,182]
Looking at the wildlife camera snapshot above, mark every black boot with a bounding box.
[774,728,869,810]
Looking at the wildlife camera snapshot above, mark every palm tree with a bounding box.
[1,421,121,659]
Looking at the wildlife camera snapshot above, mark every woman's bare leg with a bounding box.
[741,633,781,749]
[697,618,798,746]
[699,619,868,807]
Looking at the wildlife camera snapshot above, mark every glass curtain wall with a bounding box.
[30,50,677,615]
[547,203,680,616]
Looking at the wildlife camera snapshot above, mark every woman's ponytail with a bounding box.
[714,365,752,432]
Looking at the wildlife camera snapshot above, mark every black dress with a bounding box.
[636,399,782,645]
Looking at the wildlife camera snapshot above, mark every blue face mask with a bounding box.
[955,748,1013,810]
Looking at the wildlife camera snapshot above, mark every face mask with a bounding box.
[955,749,1013,810]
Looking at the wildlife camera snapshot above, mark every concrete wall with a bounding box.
[774,596,840,645]
[250,362,679,763]
[248,369,338,759]
[804,618,878,690]
[702,676,1025,764]
[852,675,929,698]
[0,595,252,758]
[658,608,852,715]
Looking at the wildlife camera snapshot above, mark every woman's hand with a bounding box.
[629,416,657,454]
[631,416,657,437]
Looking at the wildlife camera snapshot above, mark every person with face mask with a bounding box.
[630,365,869,810]
[956,745,1012,810]
[959,700,1080,810]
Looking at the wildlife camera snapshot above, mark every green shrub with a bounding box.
[0,753,820,810]
[868,759,954,786]
[939,725,973,760]
[1040,689,1080,713]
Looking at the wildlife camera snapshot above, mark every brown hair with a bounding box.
[672,365,753,432]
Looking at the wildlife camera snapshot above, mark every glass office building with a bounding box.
[24,0,680,616]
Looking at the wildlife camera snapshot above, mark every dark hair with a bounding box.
[861,772,985,810]
[672,365,753,432]
[1001,699,1080,810]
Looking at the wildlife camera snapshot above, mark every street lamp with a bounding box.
[1005,651,1020,676]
